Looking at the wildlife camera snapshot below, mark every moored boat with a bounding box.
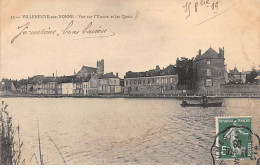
[180,102,222,107]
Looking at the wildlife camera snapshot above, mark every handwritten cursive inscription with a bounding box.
[11,20,115,43]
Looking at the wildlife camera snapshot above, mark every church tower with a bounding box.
[97,59,104,75]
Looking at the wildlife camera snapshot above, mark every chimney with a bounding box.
[199,50,201,56]
[52,73,54,77]
[91,72,95,77]
[116,72,118,77]
[219,47,224,57]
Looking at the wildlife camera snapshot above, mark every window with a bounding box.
[143,79,146,85]
[207,60,211,65]
[205,79,212,86]
[207,69,211,76]
[170,78,173,84]
[126,81,128,86]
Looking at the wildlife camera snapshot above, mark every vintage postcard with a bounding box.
[0,0,260,165]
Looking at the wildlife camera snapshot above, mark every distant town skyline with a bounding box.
[1,0,260,80]
[0,45,258,80]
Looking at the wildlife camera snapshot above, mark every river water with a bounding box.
[1,97,260,165]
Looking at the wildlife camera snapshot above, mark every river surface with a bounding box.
[1,98,260,165]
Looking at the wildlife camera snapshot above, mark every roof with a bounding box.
[194,47,224,61]
[1,78,13,82]
[201,48,219,59]
[229,67,240,74]
[255,75,260,80]
[57,75,76,83]
[124,64,177,78]
[76,66,97,77]
[98,72,119,79]
[73,75,91,83]
[42,77,56,84]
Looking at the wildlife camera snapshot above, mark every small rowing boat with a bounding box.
[180,102,222,107]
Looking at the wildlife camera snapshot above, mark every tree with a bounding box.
[175,57,194,89]
[246,69,258,84]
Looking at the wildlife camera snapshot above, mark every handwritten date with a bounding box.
[183,0,219,19]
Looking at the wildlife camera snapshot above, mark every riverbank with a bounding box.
[0,101,23,165]
[1,91,260,98]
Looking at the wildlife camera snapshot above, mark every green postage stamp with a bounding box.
[216,116,252,160]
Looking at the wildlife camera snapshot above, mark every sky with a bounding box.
[1,0,260,80]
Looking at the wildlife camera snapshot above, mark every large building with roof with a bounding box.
[76,59,104,77]
[124,65,178,95]
[193,47,226,95]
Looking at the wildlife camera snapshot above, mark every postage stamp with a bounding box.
[216,116,252,160]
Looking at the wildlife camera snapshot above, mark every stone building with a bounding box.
[76,59,104,77]
[124,65,178,95]
[228,67,246,84]
[97,72,121,94]
[82,76,92,95]
[256,75,260,85]
[56,76,75,95]
[86,74,99,95]
[193,47,226,95]
[41,77,56,95]
[0,79,16,91]
[73,76,91,95]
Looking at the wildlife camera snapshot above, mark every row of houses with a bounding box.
[15,73,123,96]
[1,59,124,96]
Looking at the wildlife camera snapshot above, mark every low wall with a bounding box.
[220,84,260,95]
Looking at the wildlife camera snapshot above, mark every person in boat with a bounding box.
[202,95,208,104]
[182,99,188,105]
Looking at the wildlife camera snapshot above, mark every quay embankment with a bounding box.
[1,91,260,99]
